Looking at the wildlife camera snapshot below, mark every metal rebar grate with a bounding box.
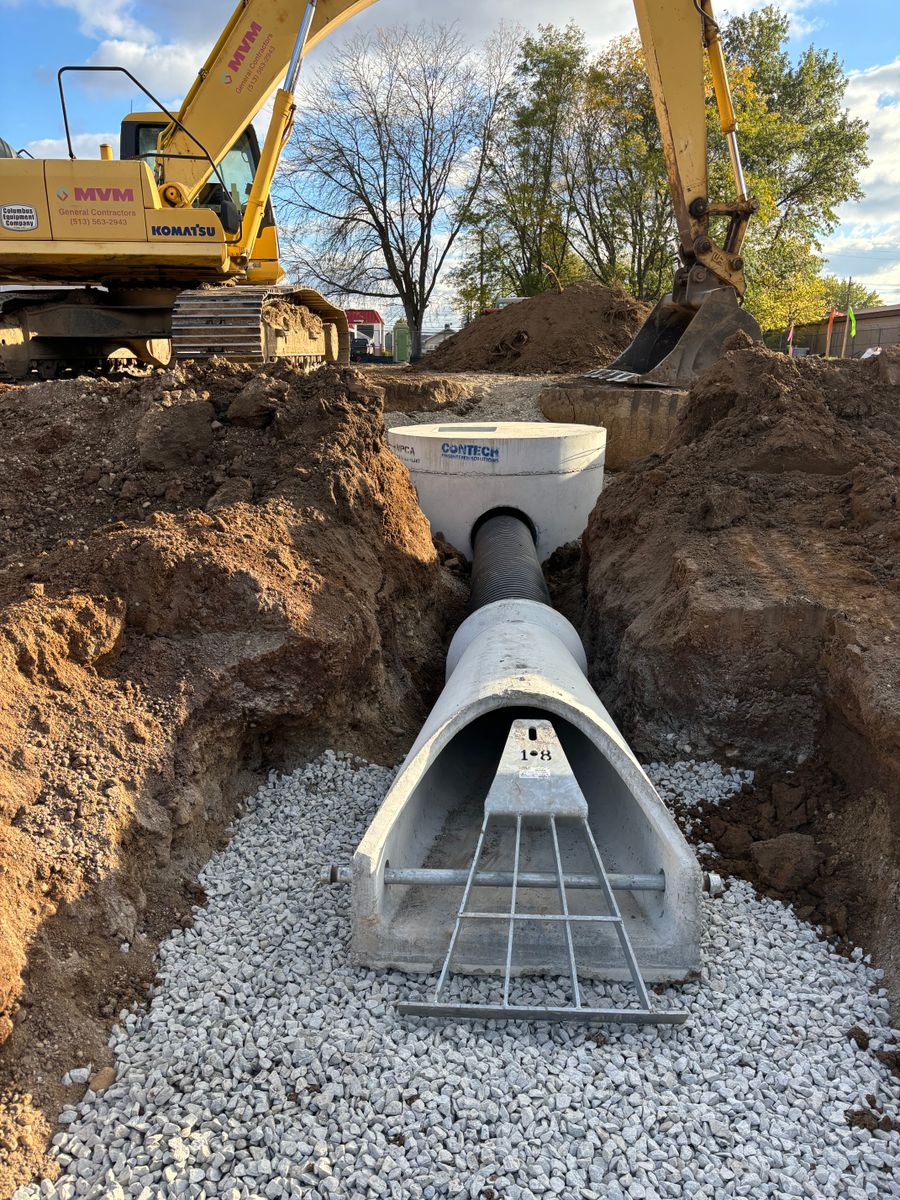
[397,719,687,1025]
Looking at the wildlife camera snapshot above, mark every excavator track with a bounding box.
[0,287,174,382]
[0,289,74,382]
[171,285,350,367]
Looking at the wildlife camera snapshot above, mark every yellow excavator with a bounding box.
[0,0,376,379]
[586,0,762,388]
[0,0,758,384]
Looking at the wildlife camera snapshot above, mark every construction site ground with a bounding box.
[0,318,897,1195]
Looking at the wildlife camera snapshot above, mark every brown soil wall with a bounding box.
[0,361,459,1192]
[582,341,899,1009]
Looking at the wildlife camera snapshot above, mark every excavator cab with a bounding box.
[120,115,275,246]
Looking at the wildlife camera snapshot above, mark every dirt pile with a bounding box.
[363,368,474,413]
[420,281,649,375]
[582,341,899,1005]
[262,298,323,337]
[0,360,457,1193]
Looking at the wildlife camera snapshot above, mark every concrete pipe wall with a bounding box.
[351,599,703,983]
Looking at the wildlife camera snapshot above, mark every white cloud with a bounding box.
[25,131,120,157]
[17,0,152,42]
[2,0,833,110]
[823,57,900,301]
[720,0,826,36]
[86,36,201,100]
[338,0,635,47]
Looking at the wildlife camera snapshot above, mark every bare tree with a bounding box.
[279,24,512,357]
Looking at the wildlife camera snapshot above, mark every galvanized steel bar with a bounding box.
[549,815,582,1010]
[397,1002,689,1025]
[322,865,666,892]
[433,814,490,1001]
[501,815,522,1007]
[581,818,653,1012]
[459,911,622,923]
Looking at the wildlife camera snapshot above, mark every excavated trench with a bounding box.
[0,360,464,1192]
[0,340,898,1192]
[579,340,900,1019]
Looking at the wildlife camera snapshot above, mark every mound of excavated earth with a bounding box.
[0,360,457,1194]
[420,281,649,375]
[583,341,900,1010]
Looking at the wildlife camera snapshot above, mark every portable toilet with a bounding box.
[393,319,410,364]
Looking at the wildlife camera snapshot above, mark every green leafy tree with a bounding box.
[455,8,870,327]
[819,276,882,312]
[559,34,675,300]
[722,6,869,243]
[454,24,588,301]
[743,237,826,331]
[719,6,870,328]
[447,224,517,320]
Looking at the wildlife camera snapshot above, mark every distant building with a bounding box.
[792,303,900,357]
[344,308,385,353]
[421,323,456,353]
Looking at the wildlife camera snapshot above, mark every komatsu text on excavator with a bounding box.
[0,0,377,379]
[0,0,759,383]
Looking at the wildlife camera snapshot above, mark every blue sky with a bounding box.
[1,0,899,313]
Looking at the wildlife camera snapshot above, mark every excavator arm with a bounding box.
[633,0,756,298]
[158,0,377,207]
[587,0,762,387]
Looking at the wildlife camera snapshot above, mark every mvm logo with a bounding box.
[73,187,135,203]
[226,21,262,75]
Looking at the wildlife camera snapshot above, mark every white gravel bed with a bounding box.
[646,761,755,842]
[16,753,899,1200]
[645,761,754,809]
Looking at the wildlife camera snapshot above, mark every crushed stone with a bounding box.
[15,752,899,1200]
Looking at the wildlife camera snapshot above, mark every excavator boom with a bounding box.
[160,0,377,204]
[587,0,761,388]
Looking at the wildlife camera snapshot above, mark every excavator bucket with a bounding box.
[584,287,762,388]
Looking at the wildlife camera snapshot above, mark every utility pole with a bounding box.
[840,276,853,359]
[478,229,485,310]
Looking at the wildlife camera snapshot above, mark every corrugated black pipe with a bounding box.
[468,510,551,613]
